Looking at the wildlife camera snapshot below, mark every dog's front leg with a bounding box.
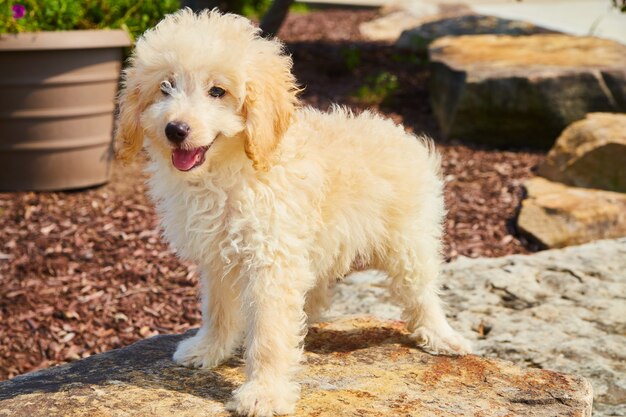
[227,258,313,417]
[173,269,244,369]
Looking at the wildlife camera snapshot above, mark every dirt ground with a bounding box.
[0,8,543,380]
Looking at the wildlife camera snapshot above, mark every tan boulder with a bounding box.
[0,316,593,417]
[359,2,472,42]
[517,177,626,248]
[429,35,626,148]
[538,113,626,192]
[359,10,433,42]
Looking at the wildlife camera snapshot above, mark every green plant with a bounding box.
[195,0,272,19]
[613,0,625,11]
[354,72,399,105]
[288,2,309,14]
[197,0,307,20]
[341,47,361,72]
[1,0,180,39]
[240,0,272,19]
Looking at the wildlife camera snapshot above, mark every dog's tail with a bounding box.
[414,134,443,177]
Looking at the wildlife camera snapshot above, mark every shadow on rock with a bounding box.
[0,329,236,406]
[305,320,414,353]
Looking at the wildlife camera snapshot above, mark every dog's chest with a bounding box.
[148,172,239,265]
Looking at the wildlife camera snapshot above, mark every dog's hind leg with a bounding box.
[173,269,244,368]
[382,232,471,356]
[304,280,333,325]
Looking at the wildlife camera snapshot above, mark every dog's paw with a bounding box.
[172,333,228,369]
[412,326,472,356]
[226,381,299,417]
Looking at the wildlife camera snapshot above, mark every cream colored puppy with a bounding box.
[115,9,470,417]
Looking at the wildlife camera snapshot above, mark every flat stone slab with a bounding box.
[428,34,626,148]
[517,177,626,248]
[538,112,626,192]
[396,14,555,52]
[0,317,592,417]
[329,239,626,417]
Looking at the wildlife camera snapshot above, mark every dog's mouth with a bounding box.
[171,146,209,172]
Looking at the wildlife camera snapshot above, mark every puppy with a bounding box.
[115,9,470,417]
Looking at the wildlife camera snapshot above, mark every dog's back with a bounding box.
[276,106,444,283]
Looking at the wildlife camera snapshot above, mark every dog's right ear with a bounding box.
[115,67,145,163]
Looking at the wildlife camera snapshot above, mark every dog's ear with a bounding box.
[242,47,298,171]
[115,67,145,164]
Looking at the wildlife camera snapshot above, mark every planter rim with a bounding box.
[0,29,131,51]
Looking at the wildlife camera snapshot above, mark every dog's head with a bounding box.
[115,9,298,173]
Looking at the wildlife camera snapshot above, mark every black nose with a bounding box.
[165,121,190,144]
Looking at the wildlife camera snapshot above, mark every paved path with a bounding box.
[298,0,626,43]
[473,0,626,43]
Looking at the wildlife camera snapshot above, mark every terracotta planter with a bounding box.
[0,30,131,191]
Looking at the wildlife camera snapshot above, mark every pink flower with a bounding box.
[12,4,26,19]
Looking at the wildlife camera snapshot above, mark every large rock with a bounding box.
[517,177,626,248]
[538,113,626,192]
[0,317,592,417]
[359,2,471,42]
[396,14,555,52]
[359,10,435,42]
[329,238,626,417]
[429,35,626,148]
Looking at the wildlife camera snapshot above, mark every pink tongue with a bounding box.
[172,148,203,171]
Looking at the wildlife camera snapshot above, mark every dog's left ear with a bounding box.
[242,44,299,171]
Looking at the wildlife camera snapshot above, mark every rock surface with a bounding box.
[538,113,626,192]
[359,10,434,42]
[517,177,626,248]
[359,2,471,42]
[428,35,626,148]
[0,317,593,417]
[329,238,626,417]
[396,14,555,52]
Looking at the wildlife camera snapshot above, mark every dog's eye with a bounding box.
[160,80,174,95]
[208,86,226,98]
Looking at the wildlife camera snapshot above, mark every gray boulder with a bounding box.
[329,238,626,417]
[428,35,626,148]
[397,14,555,52]
[359,2,472,42]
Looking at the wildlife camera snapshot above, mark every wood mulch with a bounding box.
[0,8,543,380]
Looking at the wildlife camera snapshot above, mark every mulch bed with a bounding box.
[0,8,543,380]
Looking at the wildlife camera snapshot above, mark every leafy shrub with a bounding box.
[354,72,399,105]
[184,0,271,19]
[0,0,180,39]
[239,0,273,18]
[183,0,308,20]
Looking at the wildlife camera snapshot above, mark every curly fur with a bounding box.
[115,9,470,417]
